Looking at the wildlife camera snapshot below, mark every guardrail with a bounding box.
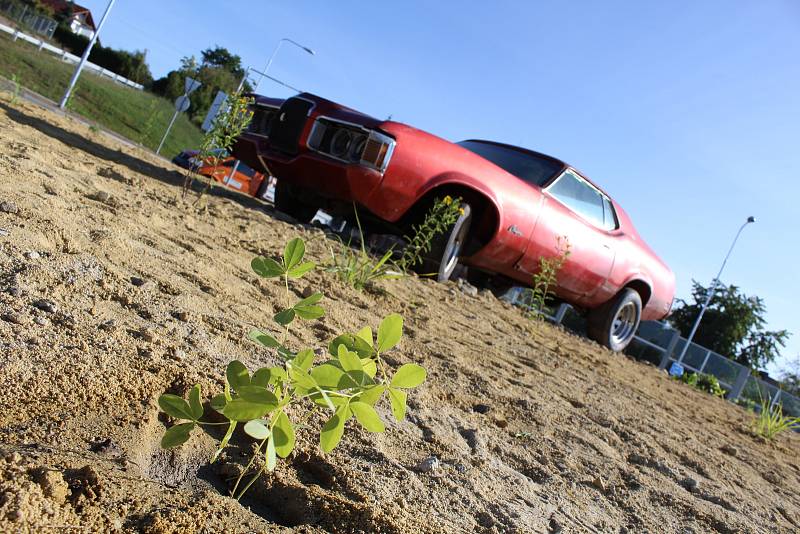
[0,22,143,90]
[501,287,800,418]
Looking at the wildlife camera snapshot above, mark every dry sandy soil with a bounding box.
[0,99,798,534]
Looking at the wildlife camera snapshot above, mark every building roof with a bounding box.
[39,0,96,31]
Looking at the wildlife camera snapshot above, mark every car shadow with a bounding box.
[0,101,285,216]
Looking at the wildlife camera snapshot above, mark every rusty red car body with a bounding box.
[233,92,675,350]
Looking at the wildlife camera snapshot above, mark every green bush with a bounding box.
[678,371,726,398]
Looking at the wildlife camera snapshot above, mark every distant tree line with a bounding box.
[151,46,253,127]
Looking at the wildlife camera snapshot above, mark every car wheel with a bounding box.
[587,288,642,352]
[274,181,318,223]
[420,203,472,282]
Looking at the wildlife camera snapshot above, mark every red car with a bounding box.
[233,93,675,351]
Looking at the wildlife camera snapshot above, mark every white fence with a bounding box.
[0,22,144,90]
[502,288,800,418]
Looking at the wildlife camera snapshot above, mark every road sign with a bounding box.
[201,90,228,132]
[185,77,201,94]
[174,95,190,113]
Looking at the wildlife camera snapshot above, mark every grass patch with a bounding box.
[0,32,202,157]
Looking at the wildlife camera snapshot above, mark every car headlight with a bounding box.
[307,117,395,173]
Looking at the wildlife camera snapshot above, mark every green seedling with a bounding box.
[527,236,570,319]
[9,74,20,105]
[398,195,465,272]
[158,237,426,499]
[182,91,254,206]
[752,398,800,439]
[326,205,403,290]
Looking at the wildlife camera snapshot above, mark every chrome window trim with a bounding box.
[544,168,619,232]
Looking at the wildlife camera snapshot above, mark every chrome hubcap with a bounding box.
[611,302,637,345]
[441,212,469,277]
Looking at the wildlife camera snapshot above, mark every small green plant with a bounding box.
[526,236,570,319]
[9,73,20,105]
[752,398,800,439]
[678,371,726,398]
[397,195,465,272]
[325,206,403,290]
[157,237,426,499]
[182,91,254,205]
[139,99,161,147]
[88,124,100,135]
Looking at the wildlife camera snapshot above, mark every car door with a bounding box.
[515,169,617,300]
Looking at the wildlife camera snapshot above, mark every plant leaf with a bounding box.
[188,384,204,420]
[226,360,250,391]
[289,364,317,390]
[388,387,408,421]
[357,385,385,406]
[328,333,376,358]
[361,358,377,378]
[377,314,403,353]
[311,363,348,389]
[295,292,323,307]
[158,394,195,421]
[320,405,349,453]
[161,422,194,449]
[265,432,277,471]
[222,399,273,421]
[287,261,315,278]
[251,257,284,278]
[293,349,316,371]
[294,304,325,320]
[274,308,296,326]
[236,386,279,407]
[273,411,296,458]
[244,419,270,440]
[337,344,363,373]
[283,238,305,270]
[251,367,272,388]
[248,329,280,348]
[350,401,385,432]
[355,326,373,347]
[210,393,227,413]
[391,363,427,389]
[211,420,236,463]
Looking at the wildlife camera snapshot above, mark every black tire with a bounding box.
[274,181,318,223]
[587,288,642,352]
[419,203,472,282]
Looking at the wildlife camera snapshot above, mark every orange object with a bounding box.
[197,157,266,197]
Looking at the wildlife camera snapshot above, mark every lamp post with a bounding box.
[253,38,314,93]
[675,216,756,363]
[59,0,116,109]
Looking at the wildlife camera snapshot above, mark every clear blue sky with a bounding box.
[80,0,800,373]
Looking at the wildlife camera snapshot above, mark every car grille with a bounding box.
[268,97,315,155]
[247,105,277,138]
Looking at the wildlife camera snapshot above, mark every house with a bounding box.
[39,0,96,39]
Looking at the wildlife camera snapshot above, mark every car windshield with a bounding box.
[456,140,563,187]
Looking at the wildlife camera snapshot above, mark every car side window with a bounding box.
[546,170,605,228]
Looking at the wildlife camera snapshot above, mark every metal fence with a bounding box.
[502,288,800,418]
[0,21,144,90]
[0,0,57,38]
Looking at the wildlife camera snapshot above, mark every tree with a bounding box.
[778,356,800,396]
[201,46,245,80]
[669,280,789,370]
[151,47,251,126]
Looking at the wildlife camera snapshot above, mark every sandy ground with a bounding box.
[0,99,798,534]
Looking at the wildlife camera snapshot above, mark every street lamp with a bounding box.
[253,38,315,93]
[59,0,116,109]
[675,216,756,363]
